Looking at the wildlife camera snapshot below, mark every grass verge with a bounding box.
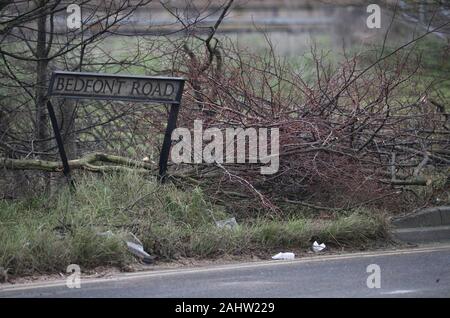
[0,172,389,277]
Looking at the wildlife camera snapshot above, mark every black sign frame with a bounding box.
[46,71,185,184]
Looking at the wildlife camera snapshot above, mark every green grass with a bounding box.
[0,172,389,277]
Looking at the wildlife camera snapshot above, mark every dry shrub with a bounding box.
[142,38,449,215]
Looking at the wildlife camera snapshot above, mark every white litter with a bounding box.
[124,232,154,264]
[216,217,238,229]
[271,252,295,260]
[142,157,155,164]
[98,231,154,264]
[126,241,152,259]
[312,241,326,253]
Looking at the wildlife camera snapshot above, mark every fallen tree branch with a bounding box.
[1,153,156,174]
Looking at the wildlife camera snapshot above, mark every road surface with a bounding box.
[1,244,449,298]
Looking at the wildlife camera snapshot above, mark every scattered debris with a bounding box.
[123,232,155,264]
[98,231,155,264]
[271,252,295,260]
[216,217,238,229]
[312,241,326,253]
[142,156,156,164]
[126,241,154,264]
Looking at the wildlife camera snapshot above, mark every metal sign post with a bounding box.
[46,100,73,186]
[47,71,185,183]
[158,103,180,180]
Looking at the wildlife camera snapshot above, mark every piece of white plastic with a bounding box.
[98,231,154,263]
[216,217,238,229]
[312,241,326,253]
[271,252,295,260]
[126,241,151,258]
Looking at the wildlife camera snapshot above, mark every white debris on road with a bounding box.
[271,252,295,260]
[312,241,326,253]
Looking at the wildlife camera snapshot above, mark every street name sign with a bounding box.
[47,71,185,182]
[48,71,184,104]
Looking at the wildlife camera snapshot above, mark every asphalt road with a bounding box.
[1,244,449,298]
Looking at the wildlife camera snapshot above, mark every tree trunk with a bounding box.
[35,0,50,191]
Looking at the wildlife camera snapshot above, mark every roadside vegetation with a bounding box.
[0,172,389,277]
